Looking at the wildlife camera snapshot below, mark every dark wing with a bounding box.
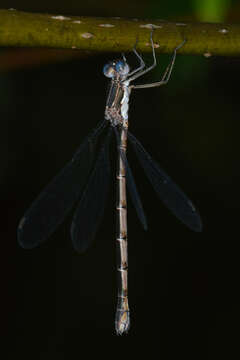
[71,128,112,253]
[18,121,107,249]
[114,126,147,230]
[128,131,202,232]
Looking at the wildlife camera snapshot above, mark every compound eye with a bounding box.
[115,60,130,76]
[103,63,115,78]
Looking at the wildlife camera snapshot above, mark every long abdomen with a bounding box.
[115,127,130,335]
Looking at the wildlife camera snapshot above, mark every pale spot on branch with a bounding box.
[140,24,162,29]
[99,24,115,28]
[203,52,212,58]
[81,33,94,39]
[218,28,228,34]
[51,15,71,21]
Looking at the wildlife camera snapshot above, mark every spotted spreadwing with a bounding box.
[18,31,202,335]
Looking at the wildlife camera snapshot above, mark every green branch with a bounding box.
[0,9,240,56]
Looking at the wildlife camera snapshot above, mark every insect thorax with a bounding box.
[105,81,130,128]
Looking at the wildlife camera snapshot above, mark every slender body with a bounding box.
[115,128,129,334]
[104,77,131,334]
[103,32,186,334]
[18,31,202,336]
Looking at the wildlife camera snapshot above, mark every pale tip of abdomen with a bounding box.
[115,309,130,335]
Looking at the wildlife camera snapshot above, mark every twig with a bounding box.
[0,9,240,56]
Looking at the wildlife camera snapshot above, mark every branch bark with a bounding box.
[0,9,240,56]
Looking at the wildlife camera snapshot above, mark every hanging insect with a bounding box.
[18,31,202,335]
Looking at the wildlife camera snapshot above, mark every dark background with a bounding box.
[1,1,240,358]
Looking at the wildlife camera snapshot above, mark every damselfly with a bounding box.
[18,31,202,335]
